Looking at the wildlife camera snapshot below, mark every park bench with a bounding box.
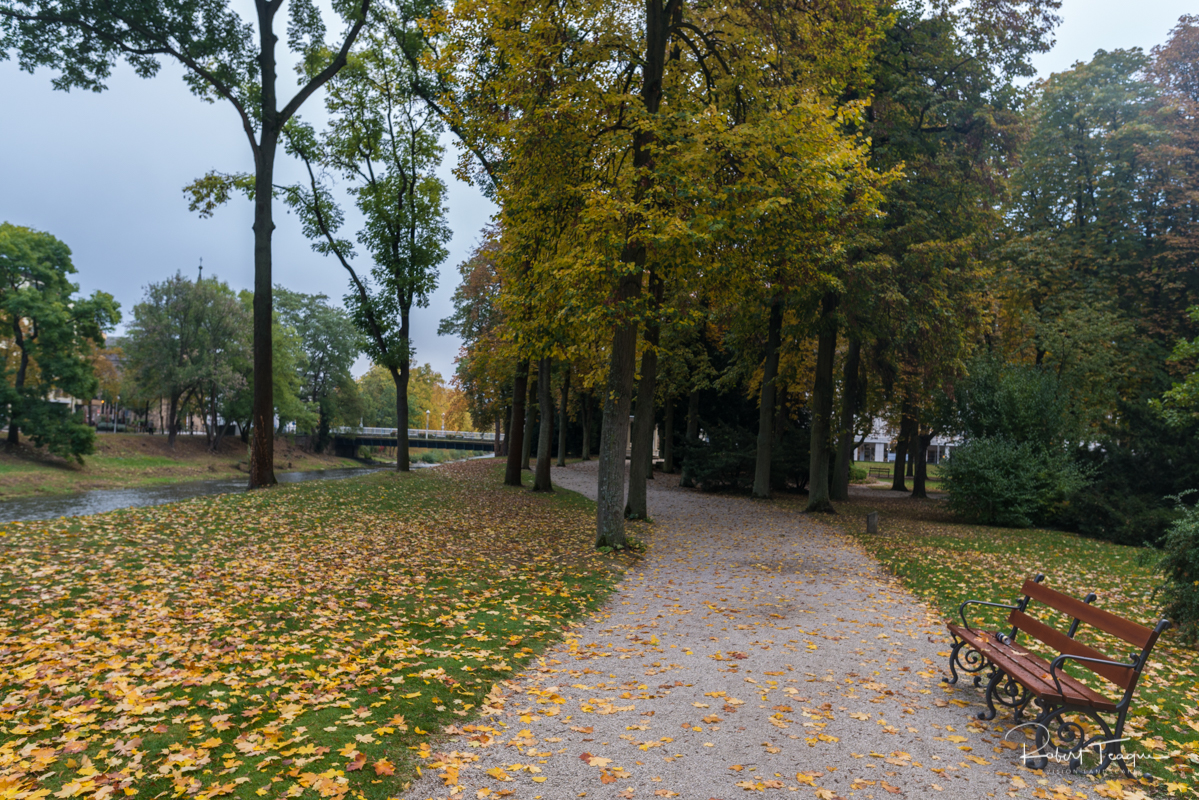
[945,574,1171,775]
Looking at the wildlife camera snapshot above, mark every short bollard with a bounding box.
[866,511,878,534]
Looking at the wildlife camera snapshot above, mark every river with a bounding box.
[0,466,397,523]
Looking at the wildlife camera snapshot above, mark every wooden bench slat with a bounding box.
[1007,610,1134,690]
[947,624,1119,711]
[1021,579,1153,648]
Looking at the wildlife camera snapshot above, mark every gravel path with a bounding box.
[405,463,1091,800]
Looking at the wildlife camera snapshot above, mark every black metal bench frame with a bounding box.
[944,574,1171,776]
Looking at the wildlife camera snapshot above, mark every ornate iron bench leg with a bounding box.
[979,669,1003,720]
[1034,706,1127,777]
[946,635,989,686]
[986,671,1031,721]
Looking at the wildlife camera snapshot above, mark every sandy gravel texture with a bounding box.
[404,463,1103,800]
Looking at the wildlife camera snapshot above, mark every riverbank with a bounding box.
[0,433,360,501]
[0,459,627,800]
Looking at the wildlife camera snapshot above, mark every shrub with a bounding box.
[849,464,869,483]
[1157,494,1199,643]
[942,437,1089,528]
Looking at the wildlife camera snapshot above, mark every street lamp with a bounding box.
[425,409,430,438]
[441,411,445,432]
[113,395,120,433]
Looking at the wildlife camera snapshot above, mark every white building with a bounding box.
[852,418,960,465]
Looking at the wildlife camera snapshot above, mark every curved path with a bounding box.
[406,462,1071,800]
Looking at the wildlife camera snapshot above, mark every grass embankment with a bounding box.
[0,459,625,799]
[821,491,1199,791]
[0,434,361,501]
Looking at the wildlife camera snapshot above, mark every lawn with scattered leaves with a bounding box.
[0,459,622,800]
[826,490,1199,793]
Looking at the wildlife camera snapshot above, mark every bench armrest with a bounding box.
[1047,653,1140,697]
[958,599,1019,634]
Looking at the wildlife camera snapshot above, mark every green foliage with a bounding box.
[941,437,1088,528]
[848,464,869,482]
[0,222,119,460]
[1157,493,1199,643]
[949,357,1081,446]
[273,287,362,450]
[127,274,248,446]
[943,358,1091,527]
[1158,306,1199,424]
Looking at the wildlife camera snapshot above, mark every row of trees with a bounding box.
[431,0,1063,548]
[7,0,1199,554]
[122,272,468,454]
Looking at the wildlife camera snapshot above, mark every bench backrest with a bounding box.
[1007,579,1160,690]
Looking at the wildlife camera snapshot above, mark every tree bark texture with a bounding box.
[534,357,554,491]
[910,421,929,499]
[521,369,536,470]
[557,368,570,467]
[248,123,278,489]
[831,338,863,501]
[679,389,700,488]
[596,276,641,548]
[626,274,663,520]
[806,292,839,513]
[891,405,912,491]
[389,361,411,472]
[504,360,529,486]
[752,297,783,499]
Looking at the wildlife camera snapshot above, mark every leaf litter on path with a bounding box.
[405,463,1168,800]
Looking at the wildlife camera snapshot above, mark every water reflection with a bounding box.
[0,466,394,523]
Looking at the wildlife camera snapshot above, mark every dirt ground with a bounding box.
[0,433,359,500]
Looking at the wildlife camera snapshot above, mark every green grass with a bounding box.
[819,494,1199,790]
[0,459,625,800]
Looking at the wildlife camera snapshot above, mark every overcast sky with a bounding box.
[0,0,1193,380]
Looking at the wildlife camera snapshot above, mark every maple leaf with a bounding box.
[373,758,395,776]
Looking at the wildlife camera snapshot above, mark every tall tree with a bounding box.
[274,287,362,451]
[260,26,450,471]
[3,0,372,487]
[0,223,119,459]
[126,272,248,449]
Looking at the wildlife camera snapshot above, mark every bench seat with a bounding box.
[946,623,1117,711]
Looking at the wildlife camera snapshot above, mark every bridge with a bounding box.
[331,427,496,459]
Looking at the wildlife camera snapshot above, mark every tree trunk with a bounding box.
[626,274,663,520]
[911,422,929,499]
[753,297,783,499]
[581,393,592,461]
[522,368,536,470]
[596,275,641,548]
[390,362,411,472]
[806,292,839,513]
[557,367,570,467]
[891,404,912,491]
[831,338,863,501]
[662,399,675,473]
[534,356,554,491]
[504,360,529,486]
[680,389,700,488]
[495,416,503,457]
[249,128,278,489]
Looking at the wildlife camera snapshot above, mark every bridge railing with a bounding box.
[334,426,496,441]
